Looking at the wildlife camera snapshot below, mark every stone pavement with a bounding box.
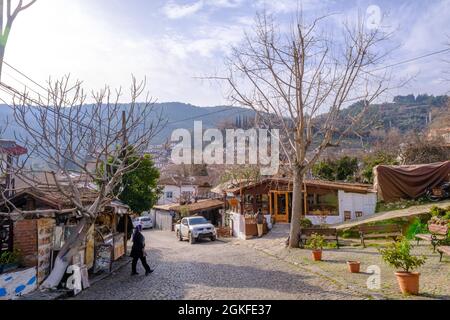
[71,229,372,300]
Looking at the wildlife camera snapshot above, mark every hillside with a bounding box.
[0,95,447,169]
[0,102,256,145]
[336,94,449,142]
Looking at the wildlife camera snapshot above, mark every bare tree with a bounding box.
[7,75,163,289]
[221,12,393,247]
[0,0,37,78]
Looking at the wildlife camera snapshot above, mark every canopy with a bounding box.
[374,161,450,202]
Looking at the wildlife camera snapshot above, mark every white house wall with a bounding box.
[157,185,197,205]
[305,191,377,225]
[230,212,246,240]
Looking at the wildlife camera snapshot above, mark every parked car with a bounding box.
[133,216,154,229]
[174,216,217,244]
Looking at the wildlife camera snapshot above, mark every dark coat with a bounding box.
[130,231,146,258]
[256,212,264,224]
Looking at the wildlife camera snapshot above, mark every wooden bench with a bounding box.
[415,223,449,252]
[437,246,450,262]
[298,228,340,249]
[359,224,402,248]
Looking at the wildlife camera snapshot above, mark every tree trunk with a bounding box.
[289,167,303,248]
[0,45,5,81]
[40,217,91,290]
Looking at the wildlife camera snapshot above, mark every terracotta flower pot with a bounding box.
[312,250,322,261]
[347,261,360,273]
[395,272,420,295]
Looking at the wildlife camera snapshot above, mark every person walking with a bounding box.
[130,224,153,276]
[256,209,264,238]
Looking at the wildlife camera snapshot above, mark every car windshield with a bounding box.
[188,217,208,225]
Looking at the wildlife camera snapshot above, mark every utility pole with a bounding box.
[121,110,129,252]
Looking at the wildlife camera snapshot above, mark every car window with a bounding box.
[188,217,208,225]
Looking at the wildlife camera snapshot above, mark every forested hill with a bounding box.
[337,94,449,135]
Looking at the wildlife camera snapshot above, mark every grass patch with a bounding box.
[376,197,430,213]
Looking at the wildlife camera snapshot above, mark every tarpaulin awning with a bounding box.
[374,161,450,202]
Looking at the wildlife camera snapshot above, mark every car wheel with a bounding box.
[211,235,217,242]
[189,232,196,244]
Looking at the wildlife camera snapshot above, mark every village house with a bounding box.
[157,175,216,206]
[0,140,28,198]
[212,178,377,240]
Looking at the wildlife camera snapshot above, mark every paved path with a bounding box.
[73,229,367,300]
[331,200,450,230]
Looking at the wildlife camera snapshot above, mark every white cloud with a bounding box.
[3,0,246,106]
[206,0,244,8]
[162,1,204,19]
[162,24,246,59]
[255,0,329,14]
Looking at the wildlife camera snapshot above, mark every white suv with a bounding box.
[175,216,217,244]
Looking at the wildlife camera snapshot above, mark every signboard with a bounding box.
[93,244,113,274]
[85,224,95,269]
[113,234,125,261]
[37,219,55,284]
[0,267,37,300]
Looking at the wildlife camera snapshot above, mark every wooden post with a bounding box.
[124,213,128,254]
[303,183,308,217]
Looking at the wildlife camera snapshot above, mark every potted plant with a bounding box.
[306,233,326,261]
[0,249,21,274]
[347,261,361,273]
[379,238,426,295]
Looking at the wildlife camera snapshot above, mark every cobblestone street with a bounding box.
[73,229,368,300]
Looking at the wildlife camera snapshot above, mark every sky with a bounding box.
[3,0,450,107]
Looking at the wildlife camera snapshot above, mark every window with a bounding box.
[307,190,339,216]
[188,217,208,225]
[166,192,173,199]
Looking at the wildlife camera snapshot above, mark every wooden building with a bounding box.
[213,178,377,239]
[0,187,131,290]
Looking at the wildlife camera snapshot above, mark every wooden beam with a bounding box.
[124,213,128,255]
[303,183,308,216]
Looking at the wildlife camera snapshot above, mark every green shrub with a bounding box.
[379,238,426,272]
[340,229,360,239]
[405,218,428,240]
[376,197,429,213]
[0,250,20,265]
[430,205,450,219]
[306,233,326,250]
[300,218,313,228]
[325,242,338,249]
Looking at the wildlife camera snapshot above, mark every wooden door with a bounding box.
[271,191,289,223]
